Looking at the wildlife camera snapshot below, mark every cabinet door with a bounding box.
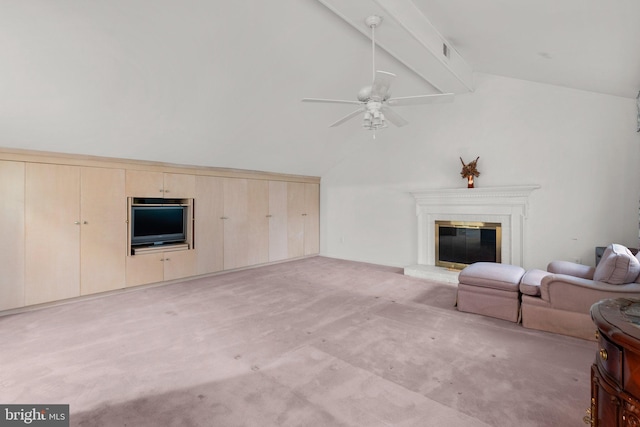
[0,161,25,311]
[80,167,126,295]
[247,179,269,266]
[126,252,164,287]
[303,183,320,255]
[287,182,305,259]
[163,249,196,281]
[223,178,249,270]
[593,364,621,426]
[164,173,195,198]
[126,170,164,198]
[194,175,224,275]
[25,163,81,305]
[268,181,288,262]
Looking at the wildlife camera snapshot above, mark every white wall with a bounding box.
[320,73,640,270]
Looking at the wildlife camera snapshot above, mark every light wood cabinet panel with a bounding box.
[194,175,224,275]
[126,248,196,287]
[248,179,269,266]
[80,167,127,295]
[304,183,320,255]
[223,178,249,270]
[126,170,195,198]
[25,163,81,305]
[126,170,164,197]
[0,161,25,310]
[163,249,196,281]
[287,182,305,258]
[126,252,164,287]
[268,181,288,262]
[164,173,195,198]
[286,182,320,258]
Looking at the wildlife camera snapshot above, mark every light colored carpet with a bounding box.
[0,257,595,426]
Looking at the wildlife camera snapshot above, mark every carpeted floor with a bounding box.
[0,257,595,426]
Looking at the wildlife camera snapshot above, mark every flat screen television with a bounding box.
[131,205,187,246]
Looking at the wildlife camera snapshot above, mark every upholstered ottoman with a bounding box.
[457,262,526,322]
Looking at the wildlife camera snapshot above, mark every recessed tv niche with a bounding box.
[130,198,191,248]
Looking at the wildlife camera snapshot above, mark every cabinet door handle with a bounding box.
[302,213,308,216]
[266,215,273,218]
[83,221,88,225]
[220,216,228,220]
[74,221,80,225]
[599,348,608,361]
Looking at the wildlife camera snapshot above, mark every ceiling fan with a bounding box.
[302,15,454,134]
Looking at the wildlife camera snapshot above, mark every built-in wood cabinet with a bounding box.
[194,175,224,275]
[247,180,270,266]
[24,164,127,306]
[268,181,288,262]
[0,148,319,312]
[80,167,127,295]
[288,182,320,258]
[303,183,320,256]
[196,177,318,272]
[0,161,25,311]
[125,247,196,287]
[222,178,270,270]
[25,163,82,305]
[125,170,196,198]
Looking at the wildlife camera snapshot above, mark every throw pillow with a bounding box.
[594,244,640,285]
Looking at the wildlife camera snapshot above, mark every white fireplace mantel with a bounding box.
[410,185,540,269]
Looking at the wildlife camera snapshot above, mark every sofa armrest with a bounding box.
[547,260,595,280]
[540,273,640,314]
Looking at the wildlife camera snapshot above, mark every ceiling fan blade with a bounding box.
[370,70,395,100]
[382,107,408,127]
[387,93,454,106]
[302,98,362,105]
[329,108,363,127]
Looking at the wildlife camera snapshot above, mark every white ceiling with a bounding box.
[1,1,639,177]
[413,0,640,99]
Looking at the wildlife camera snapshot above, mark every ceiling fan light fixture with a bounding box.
[301,14,454,131]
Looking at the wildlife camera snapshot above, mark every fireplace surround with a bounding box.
[405,185,540,281]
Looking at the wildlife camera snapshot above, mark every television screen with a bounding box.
[131,205,186,246]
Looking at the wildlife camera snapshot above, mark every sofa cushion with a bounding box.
[594,244,640,285]
[519,269,548,296]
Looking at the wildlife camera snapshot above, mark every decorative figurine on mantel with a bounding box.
[460,156,480,188]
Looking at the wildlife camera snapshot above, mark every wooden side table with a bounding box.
[588,298,640,426]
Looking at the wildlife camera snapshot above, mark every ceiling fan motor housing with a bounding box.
[357,86,372,102]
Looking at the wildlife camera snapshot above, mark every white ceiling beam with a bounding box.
[315,0,474,94]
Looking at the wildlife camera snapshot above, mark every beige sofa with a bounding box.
[458,243,640,340]
[521,248,640,340]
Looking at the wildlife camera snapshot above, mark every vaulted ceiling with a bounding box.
[2,0,639,176]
